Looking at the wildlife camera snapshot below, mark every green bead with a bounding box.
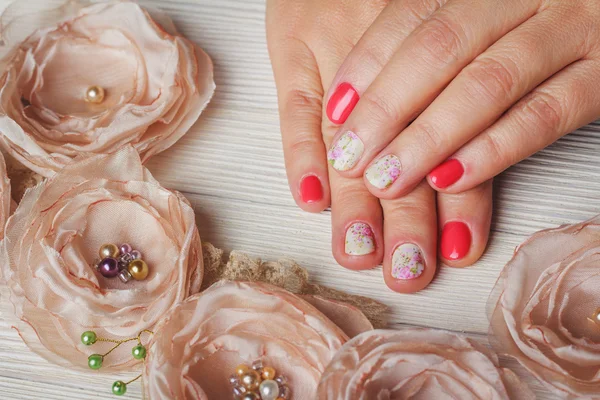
[87,354,103,370]
[81,331,97,346]
[132,344,147,360]
[112,381,127,396]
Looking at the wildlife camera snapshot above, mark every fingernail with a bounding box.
[300,175,323,203]
[345,222,375,255]
[328,131,364,171]
[327,82,359,124]
[441,221,471,260]
[365,155,402,189]
[391,243,425,280]
[429,159,464,189]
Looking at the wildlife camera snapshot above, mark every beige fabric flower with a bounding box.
[318,329,534,400]
[1,146,203,369]
[0,0,215,177]
[143,281,371,400]
[489,216,600,398]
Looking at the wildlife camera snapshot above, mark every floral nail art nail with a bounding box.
[345,222,375,256]
[328,131,364,171]
[391,243,424,280]
[365,155,401,189]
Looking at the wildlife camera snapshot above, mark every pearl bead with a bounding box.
[99,243,119,259]
[120,243,132,254]
[132,344,146,359]
[262,366,276,380]
[98,257,119,278]
[80,331,97,346]
[112,381,127,396]
[259,380,280,400]
[130,250,142,260]
[128,259,149,280]
[236,364,251,376]
[240,393,258,400]
[87,354,103,370]
[240,370,260,390]
[85,85,105,103]
[594,309,600,322]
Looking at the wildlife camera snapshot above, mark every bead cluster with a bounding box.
[96,243,149,283]
[81,330,152,396]
[230,361,290,400]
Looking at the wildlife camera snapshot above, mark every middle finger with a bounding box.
[326,0,540,176]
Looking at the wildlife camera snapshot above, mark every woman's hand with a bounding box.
[324,0,600,196]
[266,0,493,293]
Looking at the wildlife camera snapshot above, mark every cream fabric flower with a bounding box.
[489,215,600,398]
[1,146,203,369]
[318,329,534,400]
[0,0,215,177]
[143,281,371,400]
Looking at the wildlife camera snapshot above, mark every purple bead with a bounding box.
[130,250,142,260]
[98,257,119,278]
[120,244,133,255]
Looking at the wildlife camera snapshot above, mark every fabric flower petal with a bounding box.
[318,329,534,400]
[1,146,203,370]
[489,215,600,398]
[0,0,215,177]
[144,281,353,399]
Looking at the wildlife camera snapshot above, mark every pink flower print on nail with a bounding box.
[391,243,425,280]
[365,154,402,189]
[345,222,375,256]
[328,131,364,171]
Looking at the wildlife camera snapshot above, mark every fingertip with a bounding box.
[293,174,330,213]
[326,82,359,125]
[383,240,436,294]
[437,181,493,267]
[332,220,384,271]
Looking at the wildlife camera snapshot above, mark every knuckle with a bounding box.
[361,90,403,124]
[415,15,464,67]
[359,44,389,73]
[462,57,517,105]
[519,90,564,134]
[480,132,512,167]
[288,134,321,158]
[283,88,322,116]
[413,122,447,155]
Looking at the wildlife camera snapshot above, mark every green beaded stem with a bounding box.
[112,380,127,396]
[81,331,97,346]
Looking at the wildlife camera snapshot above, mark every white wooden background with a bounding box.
[1,0,599,398]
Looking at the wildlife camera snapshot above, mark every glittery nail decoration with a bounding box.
[391,243,425,280]
[365,154,401,189]
[327,131,364,171]
[345,222,375,256]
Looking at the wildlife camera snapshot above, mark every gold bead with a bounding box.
[128,259,149,280]
[99,243,119,259]
[236,364,250,376]
[85,85,105,103]
[241,370,260,391]
[261,366,276,380]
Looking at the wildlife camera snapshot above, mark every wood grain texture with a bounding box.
[1,0,598,398]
